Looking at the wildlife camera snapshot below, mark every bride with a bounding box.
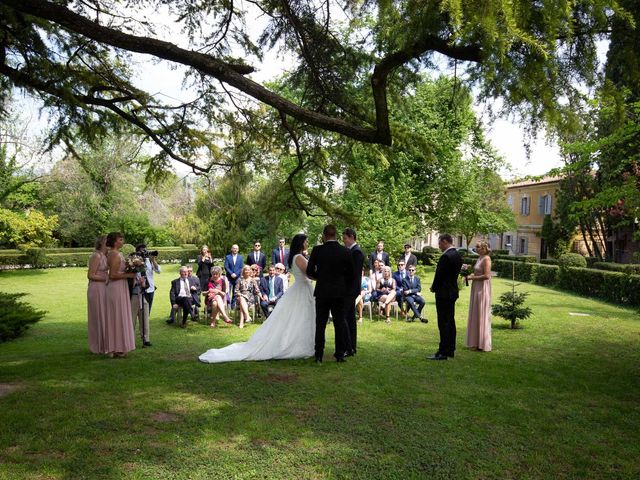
[198,234,315,363]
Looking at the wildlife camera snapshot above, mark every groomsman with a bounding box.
[224,244,244,308]
[271,238,290,271]
[342,227,365,356]
[429,234,463,360]
[247,241,267,272]
[393,260,408,314]
[368,241,390,272]
[402,266,427,323]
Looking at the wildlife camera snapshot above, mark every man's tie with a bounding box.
[280,248,284,263]
[269,277,274,300]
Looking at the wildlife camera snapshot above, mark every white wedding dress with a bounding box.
[198,254,315,363]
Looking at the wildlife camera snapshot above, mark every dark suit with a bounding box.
[401,275,425,318]
[399,253,418,268]
[344,243,365,354]
[189,276,201,317]
[169,277,194,325]
[307,240,354,360]
[368,251,390,270]
[246,250,267,271]
[393,269,408,309]
[259,275,284,317]
[430,247,463,357]
[224,253,244,306]
[271,247,290,269]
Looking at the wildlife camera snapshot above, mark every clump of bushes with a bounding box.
[0,292,46,342]
[558,253,587,269]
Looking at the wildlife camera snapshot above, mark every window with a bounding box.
[507,194,514,211]
[505,235,512,249]
[519,237,528,254]
[538,194,553,215]
[520,196,530,215]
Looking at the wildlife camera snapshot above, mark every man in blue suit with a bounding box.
[224,244,244,308]
[259,264,284,317]
[271,238,290,271]
[402,265,427,323]
[393,259,408,315]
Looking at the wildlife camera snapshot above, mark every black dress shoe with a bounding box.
[166,319,174,324]
[345,349,356,357]
[143,341,152,347]
[419,317,428,324]
[334,354,346,363]
[314,355,323,363]
[427,353,448,360]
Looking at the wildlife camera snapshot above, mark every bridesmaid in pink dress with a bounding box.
[105,232,136,358]
[465,241,492,352]
[87,235,108,354]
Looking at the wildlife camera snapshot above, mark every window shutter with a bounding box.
[538,195,545,215]
[545,195,552,215]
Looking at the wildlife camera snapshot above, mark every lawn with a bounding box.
[0,265,639,479]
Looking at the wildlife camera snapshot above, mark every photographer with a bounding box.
[135,243,161,313]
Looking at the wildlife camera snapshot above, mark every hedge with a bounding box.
[492,254,538,263]
[0,247,200,268]
[493,259,640,307]
[592,262,640,275]
[491,249,510,255]
[540,258,559,265]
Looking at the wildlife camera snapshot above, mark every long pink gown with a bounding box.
[87,251,108,354]
[466,256,492,351]
[105,252,136,354]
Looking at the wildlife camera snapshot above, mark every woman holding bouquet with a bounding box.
[465,241,492,352]
[105,231,136,358]
[87,235,108,354]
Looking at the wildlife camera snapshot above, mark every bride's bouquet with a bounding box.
[460,264,472,287]
[125,255,146,274]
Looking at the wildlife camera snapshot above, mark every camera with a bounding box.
[137,248,159,258]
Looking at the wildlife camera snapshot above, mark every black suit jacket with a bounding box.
[348,244,365,297]
[170,277,196,304]
[307,241,354,298]
[430,248,463,300]
[398,253,418,268]
[368,251,390,270]
[246,251,267,270]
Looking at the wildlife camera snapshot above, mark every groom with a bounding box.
[307,224,354,363]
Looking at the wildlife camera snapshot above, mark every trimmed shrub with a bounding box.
[558,253,587,269]
[415,251,438,266]
[540,258,559,265]
[23,248,48,268]
[533,264,559,286]
[491,249,510,255]
[592,262,640,275]
[556,267,640,306]
[421,246,441,254]
[0,292,46,342]
[585,256,598,268]
[492,254,538,263]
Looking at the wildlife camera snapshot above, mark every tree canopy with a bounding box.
[0,0,630,173]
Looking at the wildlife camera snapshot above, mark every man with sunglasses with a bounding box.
[402,265,427,323]
[247,241,267,272]
[393,260,408,316]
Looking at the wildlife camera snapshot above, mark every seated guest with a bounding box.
[169,266,194,327]
[370,259,384,301]
[376,266,397,324]
[356,265,372,324]
[247,241,267,272]
[235,265,260,328]
[187,265,201,320]
[402,265,427,323]
[275,262,289,291]
[400,243,418,268]
[393,260,408,315]
[224,244,244,308]
[369,240,390,273]
[206,266,232,327]
[259,264,284,318]
[250,264,262,321]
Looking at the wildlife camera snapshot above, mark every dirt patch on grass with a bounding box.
[152,411,181,423]
[0,383,23,398]
[265,373,298,384]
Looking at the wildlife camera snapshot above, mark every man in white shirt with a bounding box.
[136,244,161,312]
[169,266,194,327]
[274,263,289,291]
[401,243,418,268]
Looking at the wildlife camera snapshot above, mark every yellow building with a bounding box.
[502,176,561,259]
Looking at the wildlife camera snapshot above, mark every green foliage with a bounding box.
[492,254,537,263]
[558,253,588,269]
[0,292,46,342]
[491,291,532,329]
[592,262,640,274]
[0,208,58,249]
[540,214,572,258]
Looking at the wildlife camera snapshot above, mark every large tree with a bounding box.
[0,0,629,174]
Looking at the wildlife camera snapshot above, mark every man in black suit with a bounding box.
[368,241,390,272]
[307,225,354,363]
[247,241,267,272]
[342,227,365,356]
[169,266,195,327]
[400,243,418,268]
[429,234,463,360]
[259,264,284,318]
[271,238,290,271]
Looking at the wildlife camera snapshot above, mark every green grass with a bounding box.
[0,265,639,479]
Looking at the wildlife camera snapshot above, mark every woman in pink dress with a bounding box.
[105,232,136,358]
[87,235,108,354]
[465,241,492,352]
[207,266,232,327]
